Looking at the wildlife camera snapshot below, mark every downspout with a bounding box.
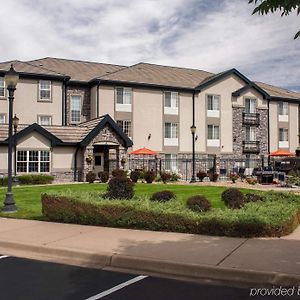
[96,80,100,118]
[74,145,80,181]
[64,77,70,126]
[267,98,270,165]
[192,90,195,127]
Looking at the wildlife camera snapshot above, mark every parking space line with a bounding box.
[85,275,148,300]
[0,255,8,259]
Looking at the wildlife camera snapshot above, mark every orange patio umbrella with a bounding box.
[129,147,157,155]
[269,149,295,157]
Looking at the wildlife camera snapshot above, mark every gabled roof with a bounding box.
[29,57,126,82]
[97,62,213,90]
[232,83,270,99]
[0,115,133,148]
[255,81,300,101]
[79,114,133,148]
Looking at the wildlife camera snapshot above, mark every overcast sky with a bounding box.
[0,0,299,90]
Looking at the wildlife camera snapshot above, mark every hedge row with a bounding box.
[0,174,54,186]
[41,191,300,238]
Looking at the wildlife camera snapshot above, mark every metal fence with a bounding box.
[126,157,264,181]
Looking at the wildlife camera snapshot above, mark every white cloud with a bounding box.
[0,0,299,89]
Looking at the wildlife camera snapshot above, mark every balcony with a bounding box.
[242,112,260,126]
[243,141,260,153]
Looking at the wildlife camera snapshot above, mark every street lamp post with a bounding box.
[13,114,19,179]
[3,64,19,212]
[190,125,196,183]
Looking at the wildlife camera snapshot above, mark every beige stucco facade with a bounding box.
[0,78,63,126]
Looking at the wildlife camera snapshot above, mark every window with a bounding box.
[0,114,5,124]
[279,128,289,148]
[207,95,220,111]
[38,115,52,126]
[117,120,131,137]
[207,125,220,147]
[245,126,256,141]
[70,95,81,123]
[17,150,50,173]
[0,77,5,97]
[245,98,256,113]
[164,123,178,146]
[245,154,258,168]
[116,87,132,112]
[164,123,178,139]
[164,92,178,115]
[165,154,177,171]
[208,125,219,140]
[39,80,51,100]
[279,102,289,116]
[279,128,288,142]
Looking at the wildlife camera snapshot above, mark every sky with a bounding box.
[0,0,299,91]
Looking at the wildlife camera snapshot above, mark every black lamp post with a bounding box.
[190,125,196,183]
[3,64,19,212]
[13,114,19,178]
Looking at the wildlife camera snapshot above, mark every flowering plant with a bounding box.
[86,155,94,163]
[229,172,239,183]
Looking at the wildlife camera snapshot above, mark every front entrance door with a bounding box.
[94,153,104,174]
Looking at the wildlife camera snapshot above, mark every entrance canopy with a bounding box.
[269,149,295,157]
[129,147,157,155]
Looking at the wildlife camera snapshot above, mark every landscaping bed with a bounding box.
[41,190,300,238]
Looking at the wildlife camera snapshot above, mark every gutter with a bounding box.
[267,99,270,164]
[96,80,101,118]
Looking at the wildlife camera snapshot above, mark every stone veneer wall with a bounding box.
[232,107,268,159]
[66,86,91,125]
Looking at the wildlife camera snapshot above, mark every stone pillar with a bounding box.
[82,146,94,181]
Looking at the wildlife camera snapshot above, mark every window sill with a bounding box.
[164,107,178,115]
[207,110,220,118]
[279,115,288,122]
[207,139,220,147]
[164,138,178,146]
[116,104,132,112]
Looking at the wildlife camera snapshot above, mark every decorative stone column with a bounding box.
[82,146,94,181]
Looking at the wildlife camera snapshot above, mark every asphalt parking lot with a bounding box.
[0,255,298,300]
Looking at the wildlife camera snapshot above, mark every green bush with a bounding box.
[150,190,175,202]
[144,171,156,184]
[86,171,96,183]
[98,171,109,183]
[130,171,141,183]
[18,174,54,185]
[187,195,212,212]
[222,188,245,209]
[0,176,8,186]
[245,193,264,203]
[160,171,172,184]
[41,191,300,238]
[112,169,127,178]
[106,177,134,199]
[170,173,181,182]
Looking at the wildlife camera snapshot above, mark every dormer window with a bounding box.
[39,80,51,101]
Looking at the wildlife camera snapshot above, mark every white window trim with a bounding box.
[279,141,289,148]
[0,77,5,98]
[16,150,51,173]
[245,98,257,114]
[38,115,52,126]
[117,120,132,139]
[115,87,132,112]
[279,102,289,116]
[164,91,179,115]
[164,122,178,146]
[0,113,6,124]
[70,95,82,124]
[246,126,256,142]
[39,80,52,101]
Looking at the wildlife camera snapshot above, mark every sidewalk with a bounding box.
[0,217,299,287]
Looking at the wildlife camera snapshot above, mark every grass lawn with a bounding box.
[0,183,256,220]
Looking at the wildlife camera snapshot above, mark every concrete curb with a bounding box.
[0,240,299,287]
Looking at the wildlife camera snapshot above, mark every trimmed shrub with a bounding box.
[106,177,134,199]
[130,170,141,183]
[208,172,219,182]
[170,173,181,182]
[196,171,207,182]
[86,171,96,183]
[98,171,109,183]
[18,174,54,185]
[245,193,264,203]
[112,169,127,178]
[221,188,245,209]
[187,195,212,213]
[160,171,172,184]
[150,190,175,202]
[0,176,8,186]
[144,171,156,184]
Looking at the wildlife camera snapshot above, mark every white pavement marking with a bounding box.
[0,255,8,259]
[85,275,148,300]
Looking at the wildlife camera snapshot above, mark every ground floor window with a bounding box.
[245,154,258,168]
[165,154,177,172]
[117,120,131,138]
[17,150,50,173]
